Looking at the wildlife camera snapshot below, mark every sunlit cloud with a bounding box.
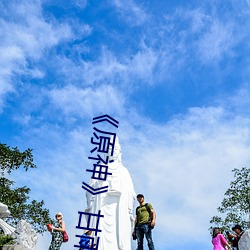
[121,105,250,247]
[112,0,148,26]
[196,20,235,63]
[73,0,87,9]
[49,84,125,118]
[0,0,74,110]
[81,45,158,86]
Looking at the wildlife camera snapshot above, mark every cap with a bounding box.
[232,225,243,231]
[136,194,144,198]
[55,212,63,218]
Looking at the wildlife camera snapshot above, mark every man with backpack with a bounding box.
[79,229,93,250]
[133,194,156,250]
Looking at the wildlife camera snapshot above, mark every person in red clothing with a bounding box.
[212,227,232,250]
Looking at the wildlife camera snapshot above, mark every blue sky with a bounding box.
[1,0,250,249]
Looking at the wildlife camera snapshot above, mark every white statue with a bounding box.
[239,229,250,250]
[13,220,38,250]
[0,203,38,250]
[0,202,15,235]
[85,136,136,250]
[0,203,11,218]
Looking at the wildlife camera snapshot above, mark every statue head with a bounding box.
[0,202,10,218]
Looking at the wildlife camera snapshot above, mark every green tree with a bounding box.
[210,167,250,232]
[0,143,52,233]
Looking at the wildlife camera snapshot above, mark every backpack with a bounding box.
[79,234,90,249]
[136,203,154,229]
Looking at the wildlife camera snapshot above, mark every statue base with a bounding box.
[2,245,26,250]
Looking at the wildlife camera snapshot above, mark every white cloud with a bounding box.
[196,20,235,63]
[0,1,73,58]
[223,84,250,115]
[49,84,125,119]
[160,7,240,67]
[188,8,210,33]
[127,43,158,84]
[73,0,87,9]
[112,0,148,26]
[0,45,25,110]
[232,0,250,14]
[81,46,158,86]
[0,0,74,110]
[123,107,250,248]
[81,48,127,85]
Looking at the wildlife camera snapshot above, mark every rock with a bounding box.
[239,229,250,250]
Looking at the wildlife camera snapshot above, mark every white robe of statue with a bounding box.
[85,137,136,250]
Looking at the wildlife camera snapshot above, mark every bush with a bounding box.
[0,234,14,246]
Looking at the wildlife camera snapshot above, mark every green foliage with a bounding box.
[0,144,36,175]
[210,167,250,232]
[0,234,14,246]
[0,143,52,233]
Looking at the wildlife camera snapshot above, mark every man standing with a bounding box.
[231,225,244,250]
[133,194,156,250]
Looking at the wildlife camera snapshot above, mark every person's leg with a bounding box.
[49,234,55,250]
[136,224,146,250]
[145,225,155,250]
[49,238,56,250]
[48,242,52,250]
[56,239,63,250]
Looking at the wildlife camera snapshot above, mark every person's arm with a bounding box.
[225,242,232,250]
[133,215,138,234]
[52,221,66,232]
[150,208,156,227]
[220,234,232,250]
[229,233,237,238]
